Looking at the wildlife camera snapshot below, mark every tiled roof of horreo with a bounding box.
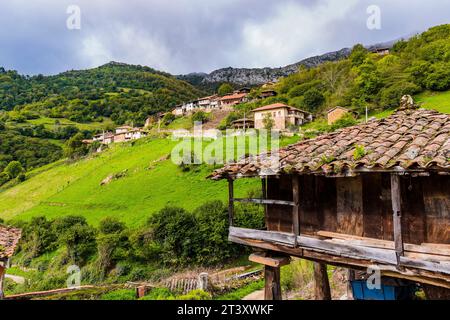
[0,226,21,260]
[210,107,450,179]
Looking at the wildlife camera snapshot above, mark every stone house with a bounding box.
[253,103,312,130]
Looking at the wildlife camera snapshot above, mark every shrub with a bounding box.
[193,201,235,265]
[162,113,175,125]
[54,216,97,265]
[0,172,10,186]
[3,161,24,179]
[140,287,175,300]
[147,206,197,266]
[353,144,367,160]
[330,113,357,131]
[101,289,136,300]
[379,82,420,108]
[20,216,57,258]
[99,217,125,235]
[192,111,208,124]
[177,289,212,300]
[281,259,313,291]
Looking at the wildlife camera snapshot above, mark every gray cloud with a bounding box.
[0,0,449,75]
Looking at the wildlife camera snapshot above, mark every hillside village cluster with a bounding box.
[90,81,356,145]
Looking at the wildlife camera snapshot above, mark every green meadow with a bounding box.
[0,134,291,226]
[415,90,450,114]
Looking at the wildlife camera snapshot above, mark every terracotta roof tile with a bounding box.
[0,226,21,259]
[210,108,450,179]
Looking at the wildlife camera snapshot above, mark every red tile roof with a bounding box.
[0,226,21,259]
[252,103,310,114]
[210,107,450,179]
[219,93,247,101]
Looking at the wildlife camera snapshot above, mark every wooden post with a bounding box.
[264,265,282,300]
[228,178,234,226]
[313,262,331,300]
[347,269,355,300]
[0,263,5,300]
[391,174,404,266]
[292,175,300,241]
[262,177,267,228]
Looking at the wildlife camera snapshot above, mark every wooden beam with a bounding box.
[264,266,282,300]
[232,198,295,206]
[391,174,404,265]
[313,262,331,300]
[292,175,300,239]
[249,253,290,268]
[327,238,450,262]
[229,234,450,289]
[229,227,450,275]
[317,230,450,257]
[230,226,297,247]
[228,178,234,226]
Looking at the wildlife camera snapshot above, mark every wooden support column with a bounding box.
[228,178,234,226]
[264,266,282,300]
[261,177,268,229]
[249,252,289,300]
[0,263,5,300]
[390,174,404,266]
[292,175,300,246]
[313,262,331,300]
[347,269,356,300]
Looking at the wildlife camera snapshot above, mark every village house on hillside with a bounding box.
[92,125,147,145]
[218,92,249,110]
[0,226,21,299]
[253,103,312,130]
[210,96,450,300]
[327,106,356,125]
[371,47,391,56]
[231,118,254,130]
[172,88,251,115]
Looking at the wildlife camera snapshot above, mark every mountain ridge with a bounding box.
[177,37,412,89]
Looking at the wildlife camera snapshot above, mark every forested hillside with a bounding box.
[234,24,450,117]
[0,62,204,126]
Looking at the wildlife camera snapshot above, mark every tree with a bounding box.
[162,113,175,125]
[218,83,233,96]
[3,161,24,179]
[303,88,325,112]
[65,132,88,159]
[350,44,368,67]
[262,113,274,131]
[147,206,197,266]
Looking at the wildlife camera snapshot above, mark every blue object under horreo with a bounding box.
[351,280,417,300]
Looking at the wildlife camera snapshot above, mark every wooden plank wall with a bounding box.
[265,173,449,244]
[421,175,450,244]
[266,176,293,233]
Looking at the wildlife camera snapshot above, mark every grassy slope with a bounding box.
[0,137,261,226]
[25,117,114,131]
[5,89,448,226]
[415,91,450,114]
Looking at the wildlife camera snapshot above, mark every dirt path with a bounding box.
[242,289,264,300]
[5,274,25,284]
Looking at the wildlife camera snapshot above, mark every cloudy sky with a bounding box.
[1,0,450,75]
